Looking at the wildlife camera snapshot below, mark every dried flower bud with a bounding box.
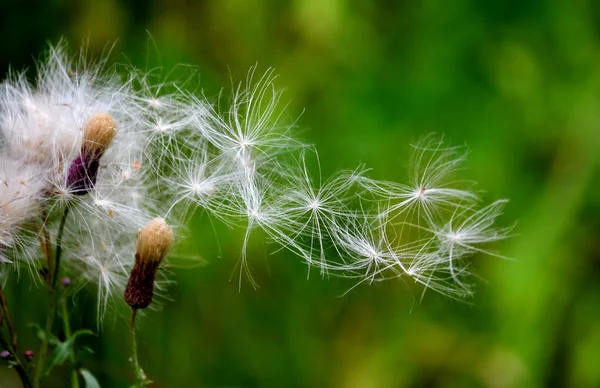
[125,218,173,309]
[67,113,117,195]
[0,350,10,360]
[61,277,71,287]
[82,113,117,158]
[23,350,34,360]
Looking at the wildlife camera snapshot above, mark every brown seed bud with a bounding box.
[82,113,117,158]
[125,218,173,309]
[67,113,117,195]
[23,350,34,361]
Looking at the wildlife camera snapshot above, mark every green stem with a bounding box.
[34,289,55,388]
[60,298,72,349]
[14,360,33,388]
[60,295,79,388]
[0,283,18,351]
[0,308,32,387]
[34,206,70,388]
[51,206,70,288]
[38,208,52,270]
[129,308,149,387]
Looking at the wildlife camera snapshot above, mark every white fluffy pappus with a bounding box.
[0,41,511,322]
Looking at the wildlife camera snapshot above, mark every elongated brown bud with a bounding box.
[67,113,117,195]
[125,218,173,309]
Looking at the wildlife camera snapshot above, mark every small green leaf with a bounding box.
[45,341,71,373]
[30,323,61,345]
[30,324,46,342]
[76,346,95,366]
[80,368,101,388]
[72,329,95,341]
[48,336,62,346]
[44,329,95,375]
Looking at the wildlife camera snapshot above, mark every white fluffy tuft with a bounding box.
[0,43,510,322]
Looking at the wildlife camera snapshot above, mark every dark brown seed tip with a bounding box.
[124,256,157,309]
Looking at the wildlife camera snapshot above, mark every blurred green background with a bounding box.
[1,0,600,387]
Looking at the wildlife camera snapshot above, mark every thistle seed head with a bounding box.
[125,218,173,309]
[66,114,117,195]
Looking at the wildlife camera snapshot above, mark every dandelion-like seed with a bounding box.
[432,200,511,290]
[358,137,479,225]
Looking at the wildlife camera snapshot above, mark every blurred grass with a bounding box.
[1,0,600,387]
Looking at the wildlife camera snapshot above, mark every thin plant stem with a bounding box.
[34,205,70,388]
[0,283,17,349]
[60,294,79,388]
[38,208,53,270]
[34,286,55,387]
[52,205,70,288]
[129,308,149,387]
[37,229,51,268]
[0,323,32,387]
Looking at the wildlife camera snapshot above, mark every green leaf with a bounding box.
[48,336,62,346]
[45,330,95,375]
[76,346,95,366]
[80,369,101,388]
[45,341,71,373]
[72,329,95,341]
[30,324,47,342]
[30,323,62,345]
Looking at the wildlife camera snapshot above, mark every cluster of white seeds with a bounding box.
[0,43,509,319]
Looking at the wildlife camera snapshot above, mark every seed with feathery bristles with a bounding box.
[0,41,510,317]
